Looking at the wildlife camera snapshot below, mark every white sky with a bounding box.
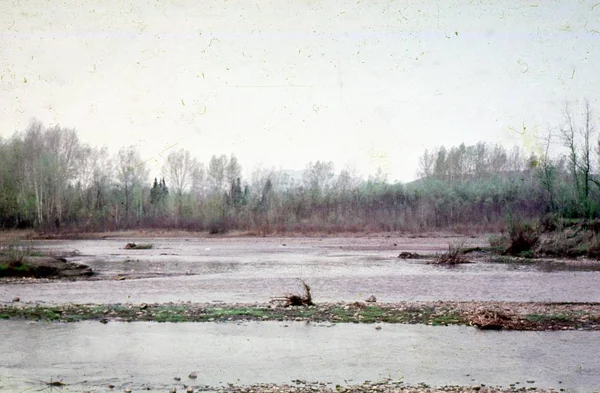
[1,0,599,182]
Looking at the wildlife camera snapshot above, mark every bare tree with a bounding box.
[561,103,581,200]
[207,154,228,193]
[417,149,434,178]
[303,161,335,198]
[44,125,81,225]
[116,146,148,228]
[581,100,594,200]
[561,100,596,213]
[21,121,46,225]
[163,148,200,218]
[537,131,558,212]
[225,154,242,187]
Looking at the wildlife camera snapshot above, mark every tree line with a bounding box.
[0,102,598,233]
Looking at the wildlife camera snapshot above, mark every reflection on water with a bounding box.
[0,320,598,392]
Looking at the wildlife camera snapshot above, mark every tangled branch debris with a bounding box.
[271,278,314,307]
[470,308,517,330]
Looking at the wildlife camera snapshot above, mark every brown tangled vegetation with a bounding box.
[430,243,471,265]
[271,279,314,307]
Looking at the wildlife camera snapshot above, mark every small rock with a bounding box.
[170,389,176,393]
[108,384,115,389]
[12,297,20,302]
[100,318,108,324]
[188,371,197,379]
[375,325,382,330]
[365,295,377,303]
[186,387,194,393]
[174,377,181,381]
[140,303,148,310]
[124,389,132,393]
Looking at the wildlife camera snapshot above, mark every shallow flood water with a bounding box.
[1,320,598,392]
[1,237,600,304]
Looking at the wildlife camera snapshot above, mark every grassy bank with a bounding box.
[2,301,599,331]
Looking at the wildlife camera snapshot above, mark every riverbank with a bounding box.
[216,380,560,393]
[2,301,599,331]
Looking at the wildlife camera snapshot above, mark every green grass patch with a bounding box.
[154,312,187,323]
[0,262,35,277]
[0,303,588,330]
[329,307,351,321]
[359,306,386,322]
[517,250,535,258]
[204,307,276,320]
[431,313,465,326]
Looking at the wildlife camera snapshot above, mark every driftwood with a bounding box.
[271,278,314,307]
[470,309,517,330]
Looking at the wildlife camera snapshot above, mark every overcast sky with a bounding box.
[1,0,599,182]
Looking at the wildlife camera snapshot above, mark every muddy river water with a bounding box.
[1,237,599,304]
[2,237,600,392]
[1,320,599,392]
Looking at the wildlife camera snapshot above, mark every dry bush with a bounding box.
[469,308,517,330]
[0,240,31,263]
[208,218,228,234]
[271,278,314,307]
[431,242,470,265]
[588,233,600,258]
[505,220,539,256]
[539,213,560,233]
[536,221,600,259]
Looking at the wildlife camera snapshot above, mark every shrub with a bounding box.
[431,242,470,265]
[208,218,228,234]
[0,240,33,263]
[539,213,560,233]
[505,220,539,256]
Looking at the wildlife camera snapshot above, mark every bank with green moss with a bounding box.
[2,301,599,331]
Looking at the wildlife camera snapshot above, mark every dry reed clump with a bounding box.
[430,242,471,265]
[271,278,314,307]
